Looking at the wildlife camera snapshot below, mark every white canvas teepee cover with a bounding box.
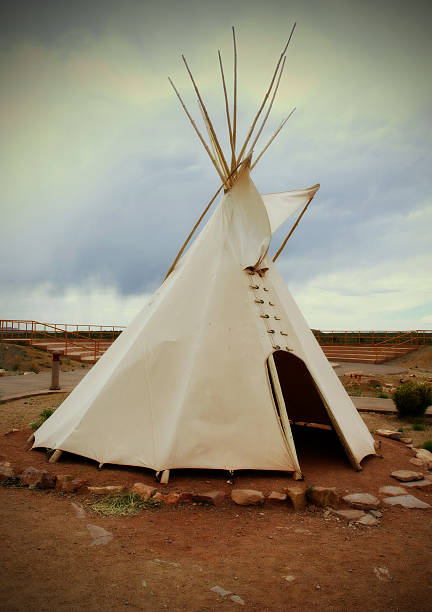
[34,167,376,473]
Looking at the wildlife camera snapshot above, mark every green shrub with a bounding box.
[420,440,432,452]
[30,408,54,430]
[393,381,432,418]
[412,423,425,431]
[378,393,389,399]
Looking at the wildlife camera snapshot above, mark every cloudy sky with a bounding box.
[1,0,431,330]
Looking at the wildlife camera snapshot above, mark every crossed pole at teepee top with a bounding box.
[165,24,318,279]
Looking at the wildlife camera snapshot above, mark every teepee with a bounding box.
[33,27,376,481]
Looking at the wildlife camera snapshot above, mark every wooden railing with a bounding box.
[313,329,432,347]
[0,319,126,362]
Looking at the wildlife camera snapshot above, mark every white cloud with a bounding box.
[0,282,148,327]
[291,254,432,330]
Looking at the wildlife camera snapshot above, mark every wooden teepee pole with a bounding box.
[237,22,296,164]
[164,159,246,281]
[198,98,226,179]
[246,55,286,158]
[168,77,226,184]
[182,55,230,177]
[272,193,316,262]
[231,26,238,172]
[250,107,295,171]
[218,50,235,168]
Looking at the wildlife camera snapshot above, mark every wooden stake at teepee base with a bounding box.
[160,470,170,484]
[27,433,35,444]
[49,449,63,464]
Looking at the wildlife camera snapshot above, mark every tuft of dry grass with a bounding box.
[87,493,160,516]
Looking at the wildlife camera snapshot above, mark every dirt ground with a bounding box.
[1,348,432,610]
[339,346,432,399]
[1,485,432,612]
[0,341,88,374]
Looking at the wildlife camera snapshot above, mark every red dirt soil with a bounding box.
[1,426,432,610]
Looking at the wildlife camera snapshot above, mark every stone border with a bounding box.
[1,464,430,523]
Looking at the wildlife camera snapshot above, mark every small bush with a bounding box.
[29,363,40,374]
[412,423,425,431]
[420,440,432,452]
[378,393,390,399]
[393,381,432,418]
[30,408,54,430]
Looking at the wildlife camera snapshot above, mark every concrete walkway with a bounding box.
[0,370,88,402]
[332,362,408,375]
[1,362,429,416]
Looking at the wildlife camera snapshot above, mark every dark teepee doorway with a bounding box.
[267,350,350,469]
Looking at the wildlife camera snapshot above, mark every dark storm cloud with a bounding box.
[1,0,431,327]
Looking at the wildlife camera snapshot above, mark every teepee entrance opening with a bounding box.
[267,350,348,467]
[268,350,332,427]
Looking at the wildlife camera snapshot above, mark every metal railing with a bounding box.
[0,319,126,362]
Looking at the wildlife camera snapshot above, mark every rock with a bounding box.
[357,514,379,526]
[417,448,432,460]
[374,567,391,582]
[342,493,379,510]
[178,491,193,503]
[131,482,157,501]
[369,510,383,518]
[0,465,14,481]
[375,429,402,440]
[410,458,425,467]
[164,492,181,505]
[379,485,407,496]
[391,470,424,482]
[87,485,125,495]
[402,479,432,489]
[86,524,113,546]
[331,509,365,521]
[284,575,296,582]
[56,475,88,493]
[415,449,432,469]
[0,369,6,376]
[285,486,307,511]
[308,486,339,508]
[267,491,287,503]
[399,438,413,444]
[383,495,431,509]
[71,502,86,519]
[20,467,55,489]
[211,586,231,597]
[230,595,245,605]
[192,490,226,506]
[231,489,265,506]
